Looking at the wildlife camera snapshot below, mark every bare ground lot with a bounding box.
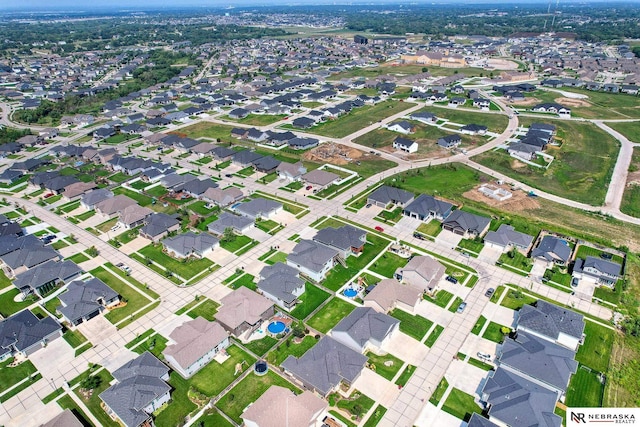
[462,184,540,213]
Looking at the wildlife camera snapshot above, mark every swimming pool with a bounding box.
[231,202,241,209]
[343,288,358,298]
[267,321,286,334]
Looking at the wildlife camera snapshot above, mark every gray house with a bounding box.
[442,210,491,238]
[162,232,219,259]
[13,260,83,297]
[467,414,501,427]
[572,256,622,287]
[313,225,367,259]
[0,310,62,361]
[437,134,462,149]
[498,331,578,395]
[330,307,399,353]
[481,367,562,427]
[234,197,282,220]
[531,236,572,266]
[57,278,120,326]
[207,212,253,236]
[257,262,305,311]
[287,239,339,283]
[281,336,368,397]
[80,188,113,210]
[402,194,453,221]
[516,300,585,351]
[367,185,414,208]
[100,352,171,427]
[484,224,534,253]
[139,213,180,242]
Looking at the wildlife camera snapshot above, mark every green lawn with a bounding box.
[177,122,237,141]
[499,288,537,310]
[574,244,624,265]
[426,289,455,308]
[296,100,413,139]
[191,408,234,427]
[290,283,330,320]
[474,120,620,206]
[425,325,445,347]
[448,296,464,313]
[154,371,197,427]
[242,336,279,357]
[418,105,508,133]
[62,329,88,348]
[268,335,318,366]
[457,238,484,256]
[369,252,408,278]
[0,358,37,394]
[308,298,356,333]
[138,243,214,280]
[0,289,38,318]
[255,218,281,234]
[67,253,90,264]
[363,405,388,427]
[264,251,288,265]
[113,187,152,206]
[131,333,168,358]
[622,150,640,217]
[91,267,152,325]
[216,370,300,424]
[498,251,533,272]
[187,298,220,321]
[125,329,156,349]
[566,366,604,407]
[607,121,640,142]
[219,235,258,255]
[366,351,404,381]
[441,387,483,422]
[74,369,119,427]
[0,270,13,290]
[429,377,449,405]
[189,200,217,216]
[416,220,442,238]
[482,321,508,343]
[389,309,433,341]
[335,390,376,421]
[229,273,256,291]
[189,345,255,397]
[395,364,416,387]
[576,321,615,373]
[471,316,488,335]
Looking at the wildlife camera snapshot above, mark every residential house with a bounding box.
[174,178,218,198]
[12,260,83,297]
[207,212,253,236]
[95,195,137,218]
[531,236,572,266]
[162,232,219,259]
[516,300,585,351]
[437,134,462,149]
[241,386,328,427]
[364,278,423,314]
[163,317,230,378]
[461,124,488,135]
[330,307,399,353]
[386,121,414,135]
[276,162,307,182]
[409,111,437,124]
[234,198,283,220]
[40,410,85,427]
[442,210,491,238]
[57,278,120,326]
[281,336,368,397]
[302,169,340,190]
[232,150,263,167]
[532,103,571,118]
[507,142,539,161]
[498,331,578,395]
[118,205,152,230]
[62,182,98,201]
[367,185,414,208]
[287,239,339,283]
[484,224,534,253]
[0,310,62,361]
[402,194,453,222]
[466,413,501,427]
[572,256,622,287]
[216,287,274,337]
[139,213,180,242]
[313,225,367,259]
[201,187,243,208]
[100,352,171,427]
[393,137,418,153]
[288,137,319,150]
[257,263,305,311]
[252,156,281,174]
[394,255,445,293]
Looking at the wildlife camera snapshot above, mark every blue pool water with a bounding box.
[267,321,286,334]
[343,288,358,298]
[231,203,241,209]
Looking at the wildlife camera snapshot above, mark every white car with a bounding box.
[110,224,121,232]
[477,352,492,361]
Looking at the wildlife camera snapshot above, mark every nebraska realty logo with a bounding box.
[567,408,640,426]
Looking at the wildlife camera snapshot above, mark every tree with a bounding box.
[86,246,99,257]
[221,227,236,243]
[80,375,102,391]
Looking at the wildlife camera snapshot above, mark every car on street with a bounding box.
[413,232,425,240]
[445,275,458,284]
[484,288,495,298]
[374,226,384,232]
[456,302,467,313]
[225,174,232,178]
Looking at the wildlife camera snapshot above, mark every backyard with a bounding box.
[308,298,356,333]
[190,345,256,397]
[290,283,330,320]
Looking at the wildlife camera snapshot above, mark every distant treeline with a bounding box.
[0,127,32,144]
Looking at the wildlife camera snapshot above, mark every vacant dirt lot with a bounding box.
[303,142,367,165]
[555,97,591,108]
[462,184,540,212]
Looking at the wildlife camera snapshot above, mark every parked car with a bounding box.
[456,302,467,313]
[374,226,384,232]
[477,351,492,361]
[110,224,121,232]
[305,185,313,191]
[484,288,495,298]
[571,277,579,288]
[413,232,425,240]
[365,203,372,208]
[445,275,458,284]
[225,173,233,178]
[44,193,54,198]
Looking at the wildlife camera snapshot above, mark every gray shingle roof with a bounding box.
[443,210,491,234]
[578,256,622,277]
[313,225,366,252]
[500,332,578,392]
[207,212,253,235]
[482,367,562,427]
[467,414,501,427]
[403,194,453,218]
[235,197,282,219]
[332,307,399,350]
[281,336,368,396]
[368,185,414,205]
[58,278,118,324]
[13,260,82,292]
[162,232,219,256]
[140,213,179,239]
[484,224,533,248]
[0,309,61,353]
[531,236,572,263]
[288,240,338,275]
[518,300,585,341]
[81,188,113,207]
[257,262,304,305]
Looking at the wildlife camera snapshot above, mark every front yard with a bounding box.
[389,309,433,341]
[138,244,215,280]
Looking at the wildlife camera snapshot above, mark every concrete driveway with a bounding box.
[449,359,490,396]
[30,337,75,384]
[244,227,271,242]
[415,402,466,427]
[530,259,548,281]
[414,300,454,327]
[478,246,502,264]
[436,230,463,249]
[481,304,517,329]
[381,332,429,365]
[459,335,500,363]
[351,368,401,407]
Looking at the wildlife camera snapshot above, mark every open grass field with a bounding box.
[607,121,640,143]
[179,122,237,142]
[300,100,414,138]
[474,119,619,206]
[419,106,509,133]
[223,113,286,126]
[327,64,486,81]
[216,370,300,424]
[308,298,356,333]
[546,88,640,120]
[621,148,640,217]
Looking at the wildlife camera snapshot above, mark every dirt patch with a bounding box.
[303,142,367,165]
[462,183,540,212]
[627,171,640,186]
[485,58,520,70]
[554,97,591,108]
[509,97,541,106]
